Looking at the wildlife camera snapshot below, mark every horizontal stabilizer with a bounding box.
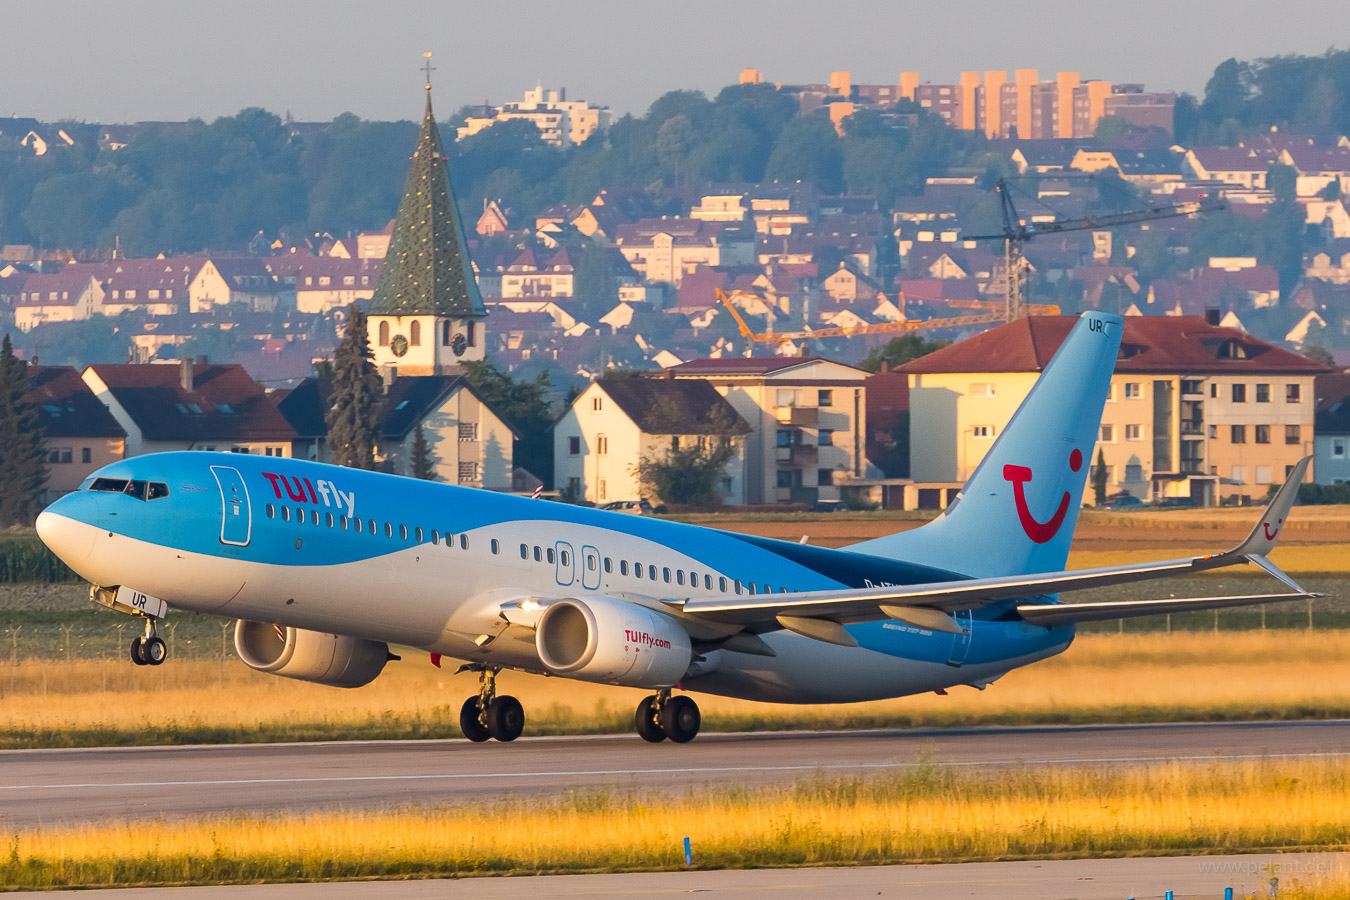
[1016,592,1318,626]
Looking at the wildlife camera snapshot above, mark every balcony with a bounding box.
[776,445,818,465]
[776,406,818,427]
[1180,420,1205,437]
[1180,460,1206,475]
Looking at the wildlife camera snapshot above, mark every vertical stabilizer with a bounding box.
[852,311,1123,577]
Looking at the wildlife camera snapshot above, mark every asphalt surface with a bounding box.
[3,720,1350,828]
[32,852,1350,899]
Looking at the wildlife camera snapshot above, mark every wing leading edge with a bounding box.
[678,456,1315,632]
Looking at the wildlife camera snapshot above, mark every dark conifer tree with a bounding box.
[0,334,48,525]
[410,423,435,480]
[325,308,382,470]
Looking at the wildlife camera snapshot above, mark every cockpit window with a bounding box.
[89,478,168,501]
[90,478,129,493]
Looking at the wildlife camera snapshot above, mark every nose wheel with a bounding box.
[635,690,700,743]
[130,619,167,667]
[457,666,524,742]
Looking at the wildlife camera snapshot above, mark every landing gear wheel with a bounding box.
[130,636,148,666]
[635,695,666,743]
[459,697,490,743]
[486,695,525,742]
[142,636,167,666]
[661,695,700,743]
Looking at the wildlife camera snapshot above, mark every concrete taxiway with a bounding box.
[3,720,1348,828]
[31,853,1350,899]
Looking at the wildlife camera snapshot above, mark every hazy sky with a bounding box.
[4,0,1348,124]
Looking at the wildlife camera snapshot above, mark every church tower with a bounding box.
[367,85,488,376]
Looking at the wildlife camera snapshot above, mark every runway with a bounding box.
[3,720,1349,828]
[32,852,1350,899]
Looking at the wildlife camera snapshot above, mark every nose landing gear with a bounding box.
[130,624,167,667]
[457,665,524,743]
[635,689,701,743]
[92,586,169,667]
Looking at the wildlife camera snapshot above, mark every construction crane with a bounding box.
[964,178,1226,320]
[714,289,1059,349]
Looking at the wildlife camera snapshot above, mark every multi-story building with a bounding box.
[614,218,754,286]
[457,85,612,147]
[1314,371,1350,485]
[902,315,1326,507]
[669,356,870,506]
[553,378,750,506]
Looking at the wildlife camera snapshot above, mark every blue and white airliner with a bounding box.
[37,312,1317,743]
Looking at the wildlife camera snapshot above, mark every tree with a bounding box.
[859,333,950,373]
[634,403,749,508]
[0,334,47,526]
[1092,448,1108,506]
[1267,162,1298,205]
[325,307,382,470]
[764,116,844,194]
[410,423,436,480]
[1303,343,1335,366]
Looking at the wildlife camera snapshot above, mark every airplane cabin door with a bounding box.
[581,545,601,590]
[210,465,252,547]
[555,541,575,586]
[946,610,973,667]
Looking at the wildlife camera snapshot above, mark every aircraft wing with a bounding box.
[678,457,1314,636]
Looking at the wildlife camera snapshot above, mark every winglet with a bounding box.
[1230,455,1311,559]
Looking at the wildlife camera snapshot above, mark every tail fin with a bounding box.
[853,311,1123,577]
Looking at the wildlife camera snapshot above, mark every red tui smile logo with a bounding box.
[1263,518,1282,541]
[1004,449,1083,544]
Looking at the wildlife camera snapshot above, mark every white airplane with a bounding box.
[37,312,1316,743]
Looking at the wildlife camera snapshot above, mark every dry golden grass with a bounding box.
[5,759,1350,887]
[3,630,1350,746]
[1068,544,1350,573]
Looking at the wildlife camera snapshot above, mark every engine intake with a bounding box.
[234,620,388,688]
[535,596,692,688]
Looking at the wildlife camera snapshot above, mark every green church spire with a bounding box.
[368,89,486,318]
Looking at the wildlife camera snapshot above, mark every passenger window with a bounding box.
[763,584,770,594]
[620,560,629,575]
[520,544,529,559]
[561,550,570,566]
[748,583,756,595]
[281,507,290,522]
[399,524,408,540]
[719,577,727,592]
[385,523,393,538]
[603,558,612,573]
[676,570,685,586]
[734,580,742,594]
[432,530,440,545]
[326,513,334,527]
[354,518,362,533]
[533,546,542,562]
[587,556,596,571]
[635,563,643,579]
[266,503,275,519]
[663,567,671,583]
[295,507,304,522]
[689,571,697,585]
[649,565,657,580]
[491,539,499,555]
[415,527,423,542]
[340,515,349,530]
[368,519,376,534]
[445,533,455,547]
[547,548,556,564]
[311,510,319,525]
[705,575,712,590]
[460,535,468,550]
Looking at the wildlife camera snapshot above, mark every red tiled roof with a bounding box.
[27,366,126,439]
[86,363,296,442]
[900,315,1331,375]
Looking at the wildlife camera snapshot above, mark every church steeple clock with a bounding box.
[367,79,488,376]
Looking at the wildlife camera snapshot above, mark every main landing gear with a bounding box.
[458,666,524,743]
[635,689,701,743]
[130,617,167,667]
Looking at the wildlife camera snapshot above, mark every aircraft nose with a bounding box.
[36,496,99,568]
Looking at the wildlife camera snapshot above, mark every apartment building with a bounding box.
[669,356,870,506]
[902,315,1326,507]
[456,85,611,147]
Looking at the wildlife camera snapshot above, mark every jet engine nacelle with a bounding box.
[234,620,388,688]
[535,596,693,688]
